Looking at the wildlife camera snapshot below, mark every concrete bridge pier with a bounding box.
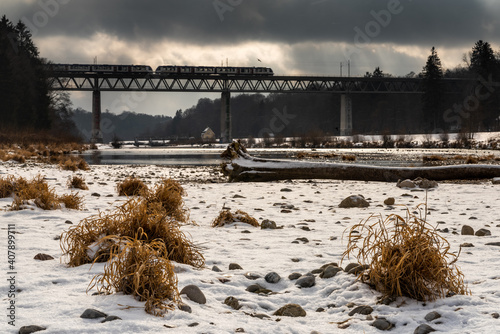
[220,90,232,143]
[340,94,352,136]
[91,89,103,143]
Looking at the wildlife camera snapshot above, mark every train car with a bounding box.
[156,65,274,76]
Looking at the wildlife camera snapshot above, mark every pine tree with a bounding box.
[421,47,444,132]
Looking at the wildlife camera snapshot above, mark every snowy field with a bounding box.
[1,160,500,334]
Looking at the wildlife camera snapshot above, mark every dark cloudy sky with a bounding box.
[3,0,500,116]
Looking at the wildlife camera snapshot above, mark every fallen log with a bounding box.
[220,141,500,182]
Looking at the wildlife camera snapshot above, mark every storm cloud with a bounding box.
[2,0,500,115]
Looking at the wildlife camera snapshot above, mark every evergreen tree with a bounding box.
[469,40,497,79]
[421,47,444,131]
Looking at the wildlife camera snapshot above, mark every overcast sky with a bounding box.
[3,0,500,117]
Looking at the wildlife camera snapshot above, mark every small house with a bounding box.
[201,127,216,142]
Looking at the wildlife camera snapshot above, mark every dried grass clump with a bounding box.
[342,154,356,162]
[117,177,148,196]
[11,175,60,211]
[423,155,446,162]
[59,192,84,210]
[145,179,188,223]
[0,175,16,198]
[342,208,469,301]
[59,156,89,171]
[88,237,181,316]
[68,175,88,190]
[212,209,259,227]
[60,198,204,268]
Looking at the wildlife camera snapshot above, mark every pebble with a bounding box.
[414,323,436,334]
[101,315,121,323]
[19,325,46,334]
[80,308,107,319]
[384,197,395,205]
[319,265,342,279]
[244,272,261,280]
[371,317,393,330]
[33,253,54,261]
[224,296,241,310]
[461,225,474,235]
[295,274,315,288]
[265,272,281,283]
[348,305,373,316]
[288,272,302,280]
[424,311,441,321]
[475,228,491,236]
[261,219,277,229]
[212,265,222,272]
[273,304,306,317]
[229,263,243,270]
[180,285,206,304]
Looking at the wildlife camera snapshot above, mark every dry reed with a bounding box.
[59,192,85,210]
[87,237,181,316]
[212,209,260,227]
[342,207,469,301]
[117,177,148,197]
[60,198,204,268]
[145,179,189,223]
[68,175,88,190]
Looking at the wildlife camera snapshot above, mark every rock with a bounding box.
[244,272,261,280]
[64,220,73,224]
[349,264,369,275]
[384,197,395,205]
[261,219,277,229]
[319,265,342,279]
[19,325,47,334]
[424,311,441,321]
[492,177,500,184]
[397,179,416,188]
[492,312,499,319]
[344,263,360,272]
[339,195,369,208]
[348,305,373,316]
[414,324,436,334]
[212,265,222,272]
[475,228,491,236]
[460,243,474,247]
[288,272,302,280]
[91,192,101,197]
[101,315,121,323]
[246,283,272,295]
[232,194,245,198]
[486,242,500,246]
[80,309,107,319]
[280,188,293,192]
[371,317,394,330]
[178,303,192,313]
[273,304,306,317]
[414,177,438,189]
[461,225,474,235]
[295,274,315,288]
[265,272,281,284]
[180,285,206,304]
[229,263,243,270]
[33,253,54,261]
[224,296,241,310]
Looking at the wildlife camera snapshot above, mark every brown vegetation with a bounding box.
[212,209,259,227]
[58,192,85,210]
[60,197,204,268]
[68,175,88,190]
[145,179,189,223]
[342,208,469,301]
[117,177,148,197]
[88,237,181,316]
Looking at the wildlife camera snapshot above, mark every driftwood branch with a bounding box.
[220,141,500,182]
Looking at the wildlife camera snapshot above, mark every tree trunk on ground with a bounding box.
[220,141,500,182]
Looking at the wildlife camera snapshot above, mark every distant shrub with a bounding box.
[59,192,84,210]
[68,175,88,190]
[117,177,148,196]
[212,209,259,227]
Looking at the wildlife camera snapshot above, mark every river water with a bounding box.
[81,146,500,167]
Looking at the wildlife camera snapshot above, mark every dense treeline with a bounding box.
[0,16,51,130]
[149,41,500,140]
[71,109,172,142]
[0,15,79,141]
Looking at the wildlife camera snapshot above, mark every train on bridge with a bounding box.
[45,64,274,76]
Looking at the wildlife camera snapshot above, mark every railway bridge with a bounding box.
[47,70,470,143]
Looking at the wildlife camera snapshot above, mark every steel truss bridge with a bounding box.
[48,72,469,94]
[47,71,472,143]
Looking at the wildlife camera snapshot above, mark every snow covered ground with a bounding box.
[1,161,500,334]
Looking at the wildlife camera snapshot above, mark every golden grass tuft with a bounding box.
[88,237,181,316]
[0,175,16,198]
[68,175,89,190]
[342,207,469,301]
[145,179,189,223]
[117,177,148,197]
[342,154,356,161]
[60,197,204,268]
[11,175,60,211]
[212,209,259,227]
[59,192,85,210]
